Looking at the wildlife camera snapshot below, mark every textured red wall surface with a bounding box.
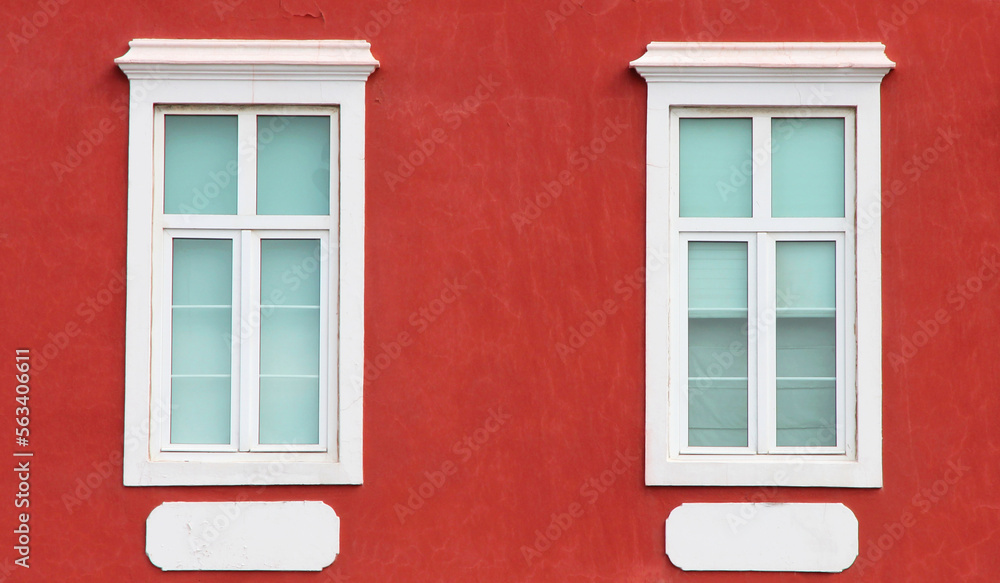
[0,0,998,580]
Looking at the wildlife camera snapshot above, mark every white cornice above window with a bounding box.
[115,39,379,81]
[631,42,894,82]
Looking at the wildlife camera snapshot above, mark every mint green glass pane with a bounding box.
[688,242,748,447]
[776,378,836,447]
[771,118,845,218]
[689,328,748,447]
[260,308,320,376]
[776,317,836,378]
[259,377,320,445]
[689,242,748,312]
[164,115,238,215]
[260,239,322,307]
[776,313,836,446]
[170,377,231,444]
[679,118,752,218]
[171,238,233,445]
[171,308,233,375]
[257,116,331,215]
[173,239,234,306]
[172,239,233,377]
[689,378,749,447]
[689,319,748,378]
[776,242,835,311]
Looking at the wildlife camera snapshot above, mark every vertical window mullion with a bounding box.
[752,115,772,454]
[238,112,257,216]
[835,235,847,452]
[158,231,174,453]
[237,111,257,451]
[752,115,772,220]
[677,236,691,453]
[229,233,243,450]
[746,235,759,453]
[755,233,775,454]
[318,233,332,451]
[238,230,258,451]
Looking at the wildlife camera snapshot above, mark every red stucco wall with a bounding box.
[1,0,998,580]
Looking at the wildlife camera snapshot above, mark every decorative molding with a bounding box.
[665,503,858,572]
[116,39,379,81]
[631,42,894,82]
[147,501,340,571]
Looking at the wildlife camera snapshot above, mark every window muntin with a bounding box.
[671,107,855,459]
[151,106,338,459]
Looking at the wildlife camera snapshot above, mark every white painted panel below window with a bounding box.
[665,503,857,572]
[146,501,339,571]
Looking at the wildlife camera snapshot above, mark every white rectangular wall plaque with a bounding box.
[665,503,858,572]
[147,501,340,571]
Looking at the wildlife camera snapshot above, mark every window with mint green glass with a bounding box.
[687,241,749,447]
[257,116,331,216]
[771,118,846,218]
[170,238,234,445]
[679,118,753,218]
[258,239,322,445]
[164,115,238,215]
[155,107,336,455]
[775,241,837,446]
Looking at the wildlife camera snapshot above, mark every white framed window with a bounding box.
[632,43,893,487]
[117,40,378,485]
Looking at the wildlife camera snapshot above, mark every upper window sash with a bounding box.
[670,107,856,230]
[153,105,340,224]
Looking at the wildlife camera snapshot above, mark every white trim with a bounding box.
[672,114,853,458]
[634,42,890,488]
[146,501,340,571]
[116,39,378,81]
[239,230,255,452]
[120,39,375,486]
[630,42,894,82]
[665,503,858,572]
[755,232,771,454]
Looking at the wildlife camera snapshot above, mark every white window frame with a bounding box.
[673,108,854,458]
[117,40,378,486]
[632,42,893,487]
